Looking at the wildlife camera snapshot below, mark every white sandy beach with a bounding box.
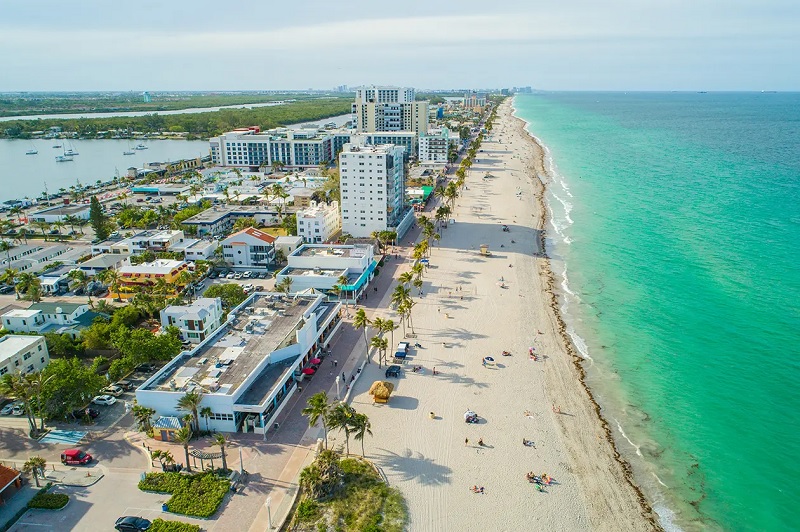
[343,100,657,531]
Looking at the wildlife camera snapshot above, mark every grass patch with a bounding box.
[291,455,407,532]
[27,491,68,510]
[150,519,201,532]
[138,472,229,518]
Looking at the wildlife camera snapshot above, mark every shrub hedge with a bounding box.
[149,518,201,532]
[27,492,69,510]
[138,472,229,518]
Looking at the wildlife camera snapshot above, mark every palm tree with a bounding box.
[391,285,410,309]
[336,274,350,303]
[351,413,373,458]
[329,403,356,455]
[200,406,213,433]
[353,309,371,364]
[16,272,41,302]
[1,268,19,300]
[398,271,413,287]
[32,221,50,241]
[68,269,88,298]
[413,277,423,296]
[26,372,54,432]
[302,392,331,449]
[177,391,204,432]
[0,240,11,265]
[384,319,398,354]
[369,335,388,368]
[132,404,156,431]
[213,433,229,472]
[0,373,37,435]
[97,268,122,300]
[174,425,193,473]
[23,456,47,487]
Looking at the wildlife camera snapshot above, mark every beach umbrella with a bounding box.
[310,358,322,365]
[484,357,494,363]
[302,368,315,375]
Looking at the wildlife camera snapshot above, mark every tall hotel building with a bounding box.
[338,139,415,239]
[352,86,428,135]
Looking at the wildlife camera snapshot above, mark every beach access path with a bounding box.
[344,100,657,531]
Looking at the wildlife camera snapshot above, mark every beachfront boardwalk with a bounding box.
[345,101,655,531]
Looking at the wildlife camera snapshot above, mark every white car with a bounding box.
[12,404,25,416]
[92,395,117,406]
[234,272,243,279]
[1,403,15,415]
[242,271,252,279]
[101,385,124,397]
[243,283,254,293]
[226,272,235,279]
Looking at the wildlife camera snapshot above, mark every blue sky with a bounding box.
[1,0,798,91]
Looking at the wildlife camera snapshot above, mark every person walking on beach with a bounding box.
[465,438,469,446]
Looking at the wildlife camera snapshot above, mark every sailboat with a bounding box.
[64,141,79,156]
[26,142,38,155]
[134,142,148,150]
[123,141,135,155]
[55,147,73,162]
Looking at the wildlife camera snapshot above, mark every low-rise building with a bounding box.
[160,298,224,344]
[275,236,303,260]
[221,228,276,270]
[275,244,376,302]
[296,201,341,244]
[136,293,342,433]
[28,204,91,224]
[77,253,131,274]
[169,239,219,261]
[1,302,106,339]
[0,335,50,376]
[116,259,190,299]
[92,230,186,256]
[182,206,280,237]
[37,265,75,295]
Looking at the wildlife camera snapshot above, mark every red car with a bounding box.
[61,449,93,465]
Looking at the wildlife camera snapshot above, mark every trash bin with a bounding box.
[162,503,168,512]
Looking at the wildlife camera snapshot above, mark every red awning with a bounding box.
[302,368,316,375]
[310,358,322,365]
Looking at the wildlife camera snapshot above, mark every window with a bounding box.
[41,357,45,364]
[0,367,7,375]
[23,353,31,360]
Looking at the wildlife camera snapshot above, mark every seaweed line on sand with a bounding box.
[510,111,662,531]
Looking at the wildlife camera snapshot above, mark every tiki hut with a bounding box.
[369,381,395,404]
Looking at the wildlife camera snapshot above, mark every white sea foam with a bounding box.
[652,472,668,487]
[614,417,643,457]
[653,503,684,532]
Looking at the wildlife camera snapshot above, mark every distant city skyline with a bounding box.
[1,0,798,91]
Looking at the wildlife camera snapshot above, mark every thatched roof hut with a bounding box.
[368,381,395,403]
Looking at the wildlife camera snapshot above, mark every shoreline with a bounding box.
[510,100,661,529]
[344,98,657,530]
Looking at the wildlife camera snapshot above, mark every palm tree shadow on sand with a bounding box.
[374,447,452,487]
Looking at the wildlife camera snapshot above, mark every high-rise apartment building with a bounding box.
[352,86,428,134]
[338,140,415,238]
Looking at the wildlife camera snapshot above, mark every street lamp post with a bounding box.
[335,375,340,400]
[265,497,272,529]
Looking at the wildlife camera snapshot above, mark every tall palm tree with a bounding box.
[26,372,54,432]
[213,433,229,472]
[391,285,410,309]
[384,319,398,353]
[302,391,331,449]
[351,413,373,458]
[174,425,193,473]
[23,456,47,487]
[132,404,155,431]
[353,309,371,364]
[329,403,356,455]
[336,274,350,303]
[200,406,213,433]
[413,277,423,296]
[0,373,37,435]
[16,272,41,302]
[0,240,11,264]
[68,269,88,297]
[97,268,122,300]
[177,391,204,432]
[397,271,413,287]
[369,335,388,368]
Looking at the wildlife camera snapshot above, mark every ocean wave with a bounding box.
[552,193,574,225]
[614,417,643,457]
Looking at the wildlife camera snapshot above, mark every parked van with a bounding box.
[61,449,93,465]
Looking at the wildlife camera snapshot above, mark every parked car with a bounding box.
[0,285,15,294]
[226,272,235,279]
[208,272,218,279]
[136,198,145,203]
[72,407,100,419]
[61,449,93,465]
[233,272,243,279]
[242,271,252,278]
[136,363,156,373]
[243,283,254,293]
[1,403,17,415]
[101,385,124,397]
[11,404,24,416]
[92,395,117,406]
[115,516,151,531]
[385,365,402,378]
[115,380,132,391]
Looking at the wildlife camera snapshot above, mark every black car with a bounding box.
[115,516,151,531]
[136,363,156,373]
[385,365,402,378]
[0,285,15,294]
[72,407,100,420]
[208,272,218,279]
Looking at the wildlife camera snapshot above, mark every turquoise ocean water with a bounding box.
[513,93,800,531]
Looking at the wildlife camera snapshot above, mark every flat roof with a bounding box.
[183,205,278,225]
[0,335,43,360]
[144,295,313,401]
[119,259,186,275]
[282,266,348,279]
[294,244,370,258]
[80,253,130,268]
[30,204,90,216]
